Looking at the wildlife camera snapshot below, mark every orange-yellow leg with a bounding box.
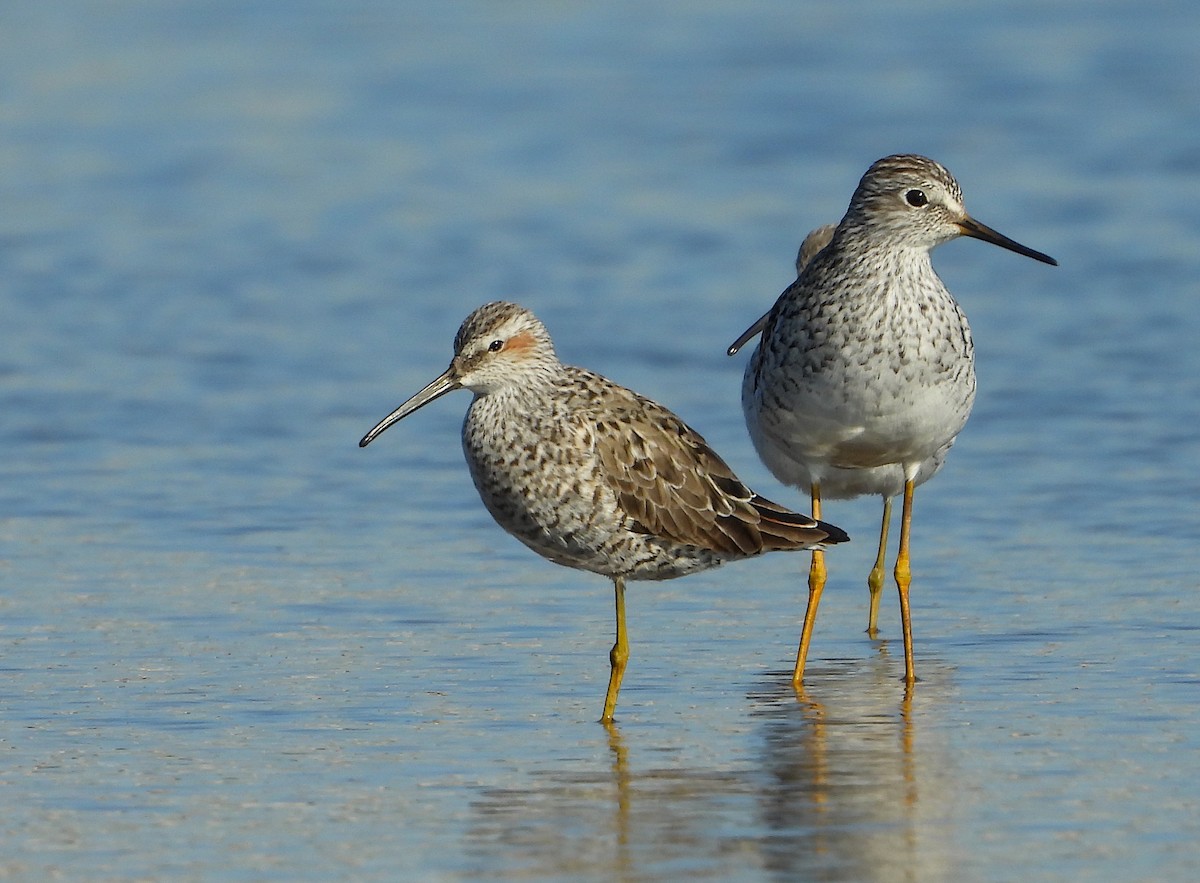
[792,483,825,688]
[866,495,893,637]
[601,576,629,723]
[894,479,916,685]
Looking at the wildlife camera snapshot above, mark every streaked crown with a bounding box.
[451,301,559,392]
[840,153,968,248]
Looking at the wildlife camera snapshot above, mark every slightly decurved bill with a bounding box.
[727,312,770,357]
[359,368,461,447]
[958,216,1058,266]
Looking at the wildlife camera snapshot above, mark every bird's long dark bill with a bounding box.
[727,311,770,357]
[958,216,1057,266]
[359,368,461,448]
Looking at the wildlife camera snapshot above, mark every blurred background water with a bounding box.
[2,0,1199,879]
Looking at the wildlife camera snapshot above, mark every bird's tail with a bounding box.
[751,494,849,550]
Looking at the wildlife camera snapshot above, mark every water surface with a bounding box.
[3,1,1199,880]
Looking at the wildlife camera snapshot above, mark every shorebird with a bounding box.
[729,154,1056,686]
[360,301,848,722]
[732,221,950,640]
[794,223,835,273]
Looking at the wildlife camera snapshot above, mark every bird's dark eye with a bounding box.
[488,339,504,352]
[905,189,928,207]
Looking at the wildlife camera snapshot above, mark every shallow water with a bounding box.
[3,1,1200,880]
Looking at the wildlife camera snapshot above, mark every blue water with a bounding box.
[3,1,1200,879]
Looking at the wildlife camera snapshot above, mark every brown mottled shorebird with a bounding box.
[729,154,1056,687]
[794,223,835,273]
[360,301,848,723]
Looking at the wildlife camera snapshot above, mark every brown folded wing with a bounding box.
[585,384,844,556]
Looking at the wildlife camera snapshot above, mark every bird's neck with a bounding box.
[474,361,563,407]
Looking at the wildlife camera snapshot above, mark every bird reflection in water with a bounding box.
[465,660,954,880]
[751,658,954,881]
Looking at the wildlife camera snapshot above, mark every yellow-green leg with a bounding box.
[792,483,825,688]
[866,495,893,637]
[601,576,629,723]
[894,479,916,685]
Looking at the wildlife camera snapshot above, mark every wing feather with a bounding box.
[576,378,846,555]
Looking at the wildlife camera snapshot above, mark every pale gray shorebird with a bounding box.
[729,154,1056,686]
[782,222,949,638]
[360,301,848,723]
[752,220,951,639]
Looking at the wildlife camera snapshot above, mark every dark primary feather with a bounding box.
[582,379,846,556]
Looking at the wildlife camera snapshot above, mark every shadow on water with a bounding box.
[462,649,963,881]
